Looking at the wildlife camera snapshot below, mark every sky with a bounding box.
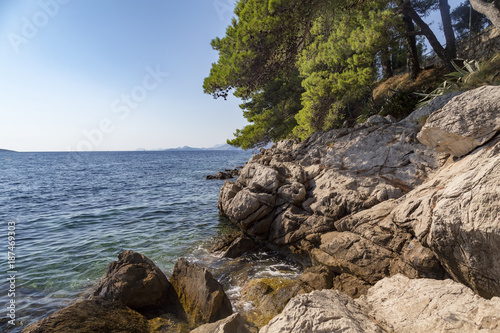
[0,0,243,152]
[0,0,460,152]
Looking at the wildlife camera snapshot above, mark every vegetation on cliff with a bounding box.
[204,0,495,149]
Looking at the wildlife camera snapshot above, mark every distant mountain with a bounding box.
[163,144,244,151]
[163,145,203,151]
[0,149,16,153]
[206,144,243,151]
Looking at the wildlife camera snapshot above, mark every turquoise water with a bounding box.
[0,150,257,331]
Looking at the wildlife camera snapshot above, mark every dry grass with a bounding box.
[462,53,500,89]
[372,68,445,104]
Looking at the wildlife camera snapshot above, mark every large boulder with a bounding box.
[258,274,500,333]
[417,85,500,157]
[259,290,386,333]
[392,134,500,298]
[360,274,500,333]
[170,258,233,325]
[22,299,149,333]
[91,250,172,310]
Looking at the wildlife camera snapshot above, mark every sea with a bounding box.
[0,151,301,332]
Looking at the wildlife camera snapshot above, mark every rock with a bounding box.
[417,85,500,157]
[392,135,500,298]
[148,314,190,333]
[223,235,258,258]
[207,169,240,180]
[238,163,280,193]
[219,99,449,247]
[259,290,386,333]
[170,258,232,325]
[239,278,306,329]
[298,265,335,291]
[401,91,462,126]
[366,115,390,126]
[91,250,172,310]
[211,232,259,258]
[190,313,252,333]
[360,274,500,333]
[218,84,499,302]
[22,298,149,333]
[311,231,396,284]
[276,181,306,205]
[211,232,244,253]
[332,273,371,298]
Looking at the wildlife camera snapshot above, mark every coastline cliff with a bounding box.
[217,85,500,331]
[24,85,500,332]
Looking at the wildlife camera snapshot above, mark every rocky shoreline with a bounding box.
[24,86,500,332]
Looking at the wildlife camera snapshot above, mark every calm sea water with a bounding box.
[0,150,285,332]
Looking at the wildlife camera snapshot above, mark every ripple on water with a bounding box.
[1,150,298,332]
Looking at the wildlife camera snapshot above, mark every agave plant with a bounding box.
[447,59,481,84]
[415,59,480,108]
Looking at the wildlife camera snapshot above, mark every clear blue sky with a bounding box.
[0,0,243,152]
[0,1,459,152]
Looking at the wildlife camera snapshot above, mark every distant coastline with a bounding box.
[134,143,248,152]
[163,144,243,151]
[0,148,16,153]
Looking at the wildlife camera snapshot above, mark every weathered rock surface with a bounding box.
[260,274,500,333]
[239,277,307,329]
[259,290,386,333]
[22,298,150,333]
[360,274,500,333]
[418,85,500,157]
[211,231,259,258]
[91,250,172,310]
[218,86,500,304]
[170,258,233,325]
[190,313,252,333]
[298,265,335,291]
[392,133,500,298]
[218,94,450,253]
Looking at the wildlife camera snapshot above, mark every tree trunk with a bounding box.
[381,46,393,79]
[402,13,420,81]
[439,0,457,61]
[402,1,454,71]
[470,0,500,29]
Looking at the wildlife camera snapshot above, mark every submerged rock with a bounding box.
[207,168,241,180]
[91,250,173,310]
[170,258,233,325]
[22,298,150,333]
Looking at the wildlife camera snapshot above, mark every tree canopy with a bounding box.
[204,0,468,149]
